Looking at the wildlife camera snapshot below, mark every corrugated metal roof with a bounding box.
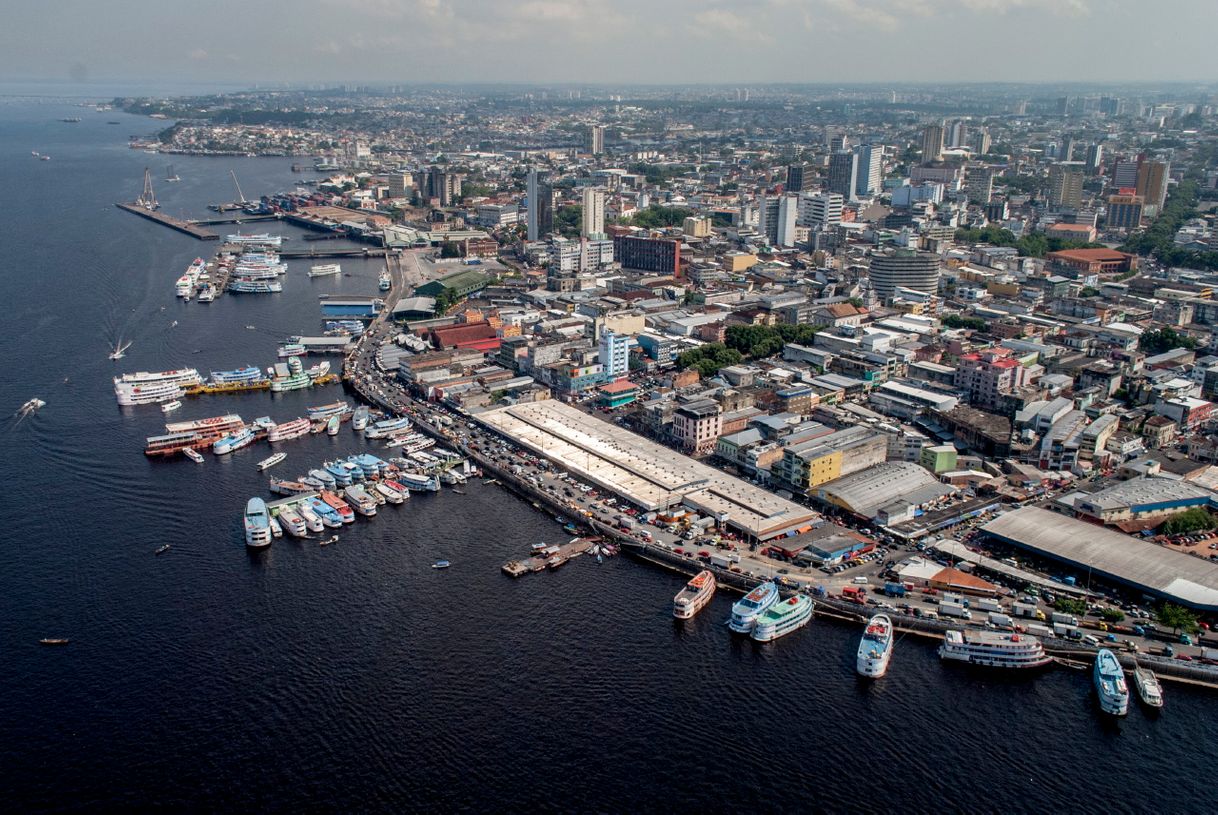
[982,506,1218,610]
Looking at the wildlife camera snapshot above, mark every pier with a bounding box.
[501,538,596,576]
[115,202,219,240]
[189,214,282,226]
[280,248,388,259]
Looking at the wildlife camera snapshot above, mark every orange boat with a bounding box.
[320,490,355,524]
[673,569,717,619]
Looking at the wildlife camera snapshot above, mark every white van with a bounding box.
[852,576,869,585]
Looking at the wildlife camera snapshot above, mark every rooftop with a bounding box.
[982,507,1218,611]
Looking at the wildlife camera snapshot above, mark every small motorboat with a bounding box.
[452,489,466,495]
[161,400,182,413]
[432,560,451,569]
[320,535,339,547]
[183,448,205,464]
[257,452,287,471]
[326,415,340,436]
[39,638,69,646]
[155,544,171,555]
[16,398,46,417]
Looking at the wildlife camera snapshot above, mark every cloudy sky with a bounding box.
[4,0,1216,87]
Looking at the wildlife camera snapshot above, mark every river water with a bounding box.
[0,92,1213,813]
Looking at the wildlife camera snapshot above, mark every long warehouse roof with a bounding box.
[478,400,817,540]
[982,506,1218,611]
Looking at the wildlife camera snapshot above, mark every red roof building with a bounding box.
[1046,248,1138,275]
[429,320,501,352]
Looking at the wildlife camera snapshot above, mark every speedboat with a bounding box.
[326,414,340,436]
[309,468,338,489]
[161,400,182,413]
[857,614,894,678]
[751,594,814,642]
[432,560,451,569]
[728,581,779,634]
[183,448,205,464]
[1094,648,1129,716]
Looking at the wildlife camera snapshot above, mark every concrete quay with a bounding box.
[115,202,219,240]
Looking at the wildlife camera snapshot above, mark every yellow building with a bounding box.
[683,216,712,238]
[723,251,759,273]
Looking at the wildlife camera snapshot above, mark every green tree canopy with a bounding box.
[1139,327,1198,355]
[1161,507,1214,535]
[1156,603,1199,635]
[676,343,743,378]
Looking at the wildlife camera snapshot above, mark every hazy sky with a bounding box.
[4,0,1217,87]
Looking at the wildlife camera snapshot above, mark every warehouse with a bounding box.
[478,400,817,541]
[982,506,1218,611]
[815,461,956,522]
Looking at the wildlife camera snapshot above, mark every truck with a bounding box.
[1051,612,1079,627]
[841,586,867,604]
[1026,623,1055,639]
[1012,602,1046,621]
[710,552,739,569]
[1201,646,1218,661]
[938,601,973,620]
[883,582,907,598]
[988,612,1014,629]
[1053,622,1081,639]
[976,598,1003,613]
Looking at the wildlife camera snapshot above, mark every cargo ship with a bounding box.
[856,614,894,678]
[728,581,779,634]
[939,630,1052,670]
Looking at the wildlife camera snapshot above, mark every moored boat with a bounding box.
[326,414,340,436]
[939,629,1052,670]
[213,427,254,455]
[267,417,311,442]
[751,594,814,642]
[1133,668,1164,709]
[1094,648,1129,716]
[353,405,369,432]
[320,490,355,524]
[375,481,406,504]
[297,503,325,532]
[857,614,894,678]
[306,496,343,528]
[728,581,780,634]
[309,468,338,489]
[673,570,716,620]
[276,507,308,537]
[183,448,205,464]
[243,497,272,548]
[161,400,182,413]
[269,476,313,495]
[343,484,378,516]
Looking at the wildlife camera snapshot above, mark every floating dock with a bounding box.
[501,539,595,577]
[115,202,219,240]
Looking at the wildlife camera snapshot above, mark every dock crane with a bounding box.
[230,169,247,206]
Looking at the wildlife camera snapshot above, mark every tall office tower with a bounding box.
[1136,159,1170,210]
[1048,164,1084,210]
[786,163,811,193]
[775,194,799,248]
[947,120,968,149]
[588,125,605,155]
[1107,194,1144,230]
[867,249,941,303]
[920,124,945,164]
[970,128,992,156]
[966,165,996,205]
[526,169,553,241]
[1062,137,1077,163]
[758,194,781,244]
[827,150,859,201]
[855,144,882,197]
[798,192,844,230]
[581,187,605,238]
[419,167,464,206]
[828,132,850,151]
[1085,143,1104,175]
[1099,96,1124,116]
[1112,158,1140,189]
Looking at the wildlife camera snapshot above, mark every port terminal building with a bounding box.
[477,400,817,542]
[982,506,1218,611]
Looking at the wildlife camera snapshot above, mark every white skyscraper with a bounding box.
[598,330,630,378]
[855,145,882,197]
[776,194,799,248]
[799,192,844,230]
[581,187,605,238]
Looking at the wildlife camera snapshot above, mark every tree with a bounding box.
[1139,327,1198,355]
[1100,608,1126,623]
[676,343,743,377]
[1156,603,1199,635]
[439,242,461,259]
[554,204,582,238]
[1161,507,1215,535]
[941,314,988,332]
[626,205,694,229]
[1054,598,1087,616]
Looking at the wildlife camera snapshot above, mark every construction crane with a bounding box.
[230,169,247,205]
[136,167,158,211]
